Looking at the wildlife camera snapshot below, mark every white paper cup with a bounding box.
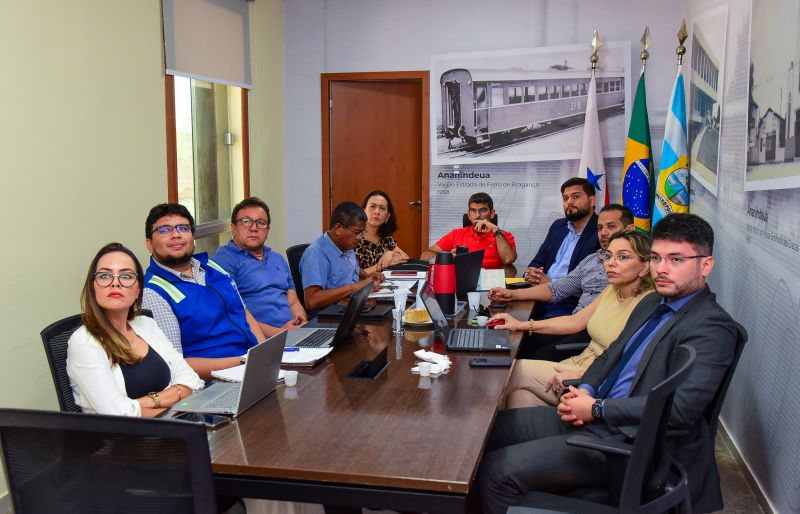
[467,291,481,311]
[476,315,488,328]
[284,370,299,387]
[418,361,432,377]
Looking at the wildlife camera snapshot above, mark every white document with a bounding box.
[281,347,333,366]
[211,365,286,383]
[478,269,506,291]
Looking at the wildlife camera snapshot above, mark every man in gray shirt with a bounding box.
[489,204,634,359]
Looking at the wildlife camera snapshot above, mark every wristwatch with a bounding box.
[147,391,161,409]
[494,228,503,237]
[591,399,604,419]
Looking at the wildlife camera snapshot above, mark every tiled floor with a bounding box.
[715,433,766,514]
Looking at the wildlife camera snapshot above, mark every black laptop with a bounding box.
[285,282,372,348]
[419,281,510,352]
[454,249,484,296]
[317,301,393,321]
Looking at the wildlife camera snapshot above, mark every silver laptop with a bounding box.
[173,331,287,416]
[285,282,372,348]
[420,281,510,352]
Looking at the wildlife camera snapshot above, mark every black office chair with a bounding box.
[462,213,498,227]
[508,345,697,514]
[40,314,85,413]
[286,243,310,310]
[41,310,154,413]
[0,407,217,514]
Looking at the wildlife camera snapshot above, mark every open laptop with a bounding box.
[285,281,372,348]
[173,331,287,416]
[316,300,393,321]
[455,249,484,296]
[420,281,510,352]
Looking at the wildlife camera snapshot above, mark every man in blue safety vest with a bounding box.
[142,203,266,379]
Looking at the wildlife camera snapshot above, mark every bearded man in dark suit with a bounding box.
[479,213,737,514]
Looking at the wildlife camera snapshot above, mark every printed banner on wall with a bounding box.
[430,43,631,165]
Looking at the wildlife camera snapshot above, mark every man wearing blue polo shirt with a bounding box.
[214,197,308,336]
[300,201,383,312]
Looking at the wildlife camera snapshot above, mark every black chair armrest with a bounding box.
[666,427,691,438]
[566,435,632,457]
[618,425,638,440]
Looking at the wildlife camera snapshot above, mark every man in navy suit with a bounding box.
[525,177,601,319]
[518,178,601,358]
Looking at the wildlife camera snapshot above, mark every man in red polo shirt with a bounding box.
[421,192,517,269]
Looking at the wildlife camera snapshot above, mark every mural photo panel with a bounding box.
[430,42,631,165]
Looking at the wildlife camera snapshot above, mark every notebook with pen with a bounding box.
[173,330,286,416]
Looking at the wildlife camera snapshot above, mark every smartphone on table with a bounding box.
[469,357,513,368]
[173,412,231,429]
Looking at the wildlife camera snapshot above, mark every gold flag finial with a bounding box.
[676,20,688,64]
[640,26,651,63]
[590,30,601,71]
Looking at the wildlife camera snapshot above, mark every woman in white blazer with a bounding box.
[67,242,203,416]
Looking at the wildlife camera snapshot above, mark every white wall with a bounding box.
[284,0,686,245]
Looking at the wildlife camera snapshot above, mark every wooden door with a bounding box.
[322,72,429,258]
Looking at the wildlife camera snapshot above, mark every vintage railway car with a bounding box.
[440,68,624,146]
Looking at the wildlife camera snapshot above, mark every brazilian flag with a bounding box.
[620,70,653,233]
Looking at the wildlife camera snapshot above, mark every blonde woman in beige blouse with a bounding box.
[488,230,655,409]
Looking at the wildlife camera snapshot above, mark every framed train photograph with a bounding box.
[430,42,631,165]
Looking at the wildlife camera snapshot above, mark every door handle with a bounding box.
[409,200,423,207]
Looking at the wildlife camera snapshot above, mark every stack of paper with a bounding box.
[281,347,333,367]
[211,366,286,383]
[478,269,506,291]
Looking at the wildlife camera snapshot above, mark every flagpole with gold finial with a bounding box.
[640,26,651,72]
[676,19,688,66]
[590,30,600,78]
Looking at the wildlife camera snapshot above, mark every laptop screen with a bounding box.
[419,281,451,341]
[330,281,373,347]
[454,249,484,296]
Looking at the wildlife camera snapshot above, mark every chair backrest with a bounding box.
[40,315,84,412]
[619,344,696,512]
[0,408,216,514]
[462,213,498,227]
[705,321,748,437]
[286,243,310,310]
[40,310,155,413]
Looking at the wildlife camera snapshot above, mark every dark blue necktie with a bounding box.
[597,304,672,399]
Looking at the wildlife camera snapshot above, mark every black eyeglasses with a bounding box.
[94,272,138,288]
[646,255,708,266]
[151,224,192,236]
[236,217,270,230]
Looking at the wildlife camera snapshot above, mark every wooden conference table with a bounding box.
[209,299,534,513]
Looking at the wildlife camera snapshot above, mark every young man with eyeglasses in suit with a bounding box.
[479,213,737,514]
[142,203,266,379]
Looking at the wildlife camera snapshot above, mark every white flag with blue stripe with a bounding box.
[652,67,689,227]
